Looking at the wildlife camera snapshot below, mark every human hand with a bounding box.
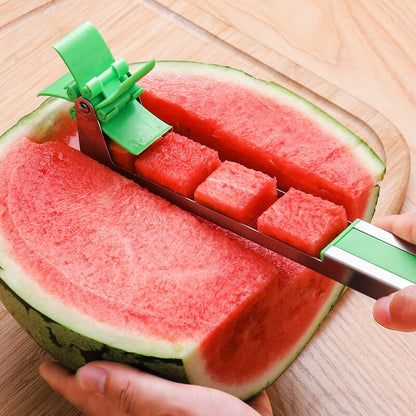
[39,361,273,416]
[373,213,416,331]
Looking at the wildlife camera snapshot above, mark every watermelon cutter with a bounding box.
[40,22,416,300]
[39,21,171,155]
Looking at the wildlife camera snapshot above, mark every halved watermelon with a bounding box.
[0,62,385,400]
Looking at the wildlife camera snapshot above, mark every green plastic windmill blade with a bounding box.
[53,21,115,89]
[39,21,171,155]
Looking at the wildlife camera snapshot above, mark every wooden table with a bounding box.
[1,1,416,415]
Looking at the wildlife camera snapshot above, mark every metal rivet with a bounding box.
[79,101,90,114]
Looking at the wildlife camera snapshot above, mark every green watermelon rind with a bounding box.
[0,62,383,400]
[0,277,188,383]
[0,259,343,400]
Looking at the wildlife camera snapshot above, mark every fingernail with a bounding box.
[38,362,52,383]
[374,295,393,326]
[76,365,107,393]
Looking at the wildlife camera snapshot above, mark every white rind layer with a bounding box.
[0,232,195,359]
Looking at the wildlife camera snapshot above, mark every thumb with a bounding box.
[76,361,266,416]
[373,212,416,245]
[373,286,416,331]
[76,362,182,415]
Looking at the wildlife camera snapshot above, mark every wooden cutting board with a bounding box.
[0,1,414,415]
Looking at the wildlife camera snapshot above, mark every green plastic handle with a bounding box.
[321,219,416,285]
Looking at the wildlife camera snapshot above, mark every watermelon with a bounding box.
[257,188,348,257]
[194,160,277,226]
[134,131,221,197]
[0,62,385,400]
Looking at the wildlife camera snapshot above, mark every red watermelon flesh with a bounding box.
[187,221,337,387]
[134,131,221,198]
[257,188,348,257]
[140,65,375,220]
[0,135,340,397]
[109,140,137,172]
[0,138,279,342]
[197,257,334,384]
[194,160,277,227]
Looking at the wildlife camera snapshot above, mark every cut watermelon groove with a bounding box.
[138,61,384,221]
[106,137,353,281]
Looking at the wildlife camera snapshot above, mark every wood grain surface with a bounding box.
[0,1,415,415]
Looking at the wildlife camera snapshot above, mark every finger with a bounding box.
[39,361,81,399]
[39,361,123,416]
[76,361,263,416]
[373,213,416,244]
[39,361,91,410]
[373,286,416,331]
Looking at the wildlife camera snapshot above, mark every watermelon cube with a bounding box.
[134,131,221,197]
[257,188,348,256]
[194,160,277,226]
[109,140,137,172]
